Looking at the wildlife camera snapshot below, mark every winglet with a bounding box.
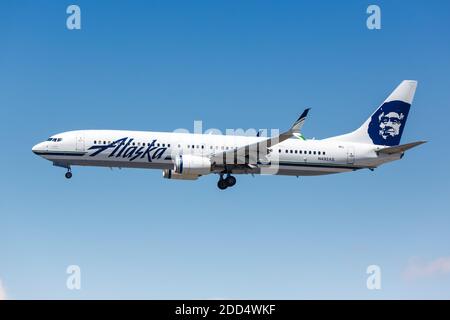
[291,108,310,134]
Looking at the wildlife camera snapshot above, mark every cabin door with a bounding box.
[347,146,355,164]
[76,135,85,152]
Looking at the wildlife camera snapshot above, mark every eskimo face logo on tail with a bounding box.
[368,100,410,146]
[88,137,167,162]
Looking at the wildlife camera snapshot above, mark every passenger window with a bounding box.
[313,151,316,155]
[323,151,326,155]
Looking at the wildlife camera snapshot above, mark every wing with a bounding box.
[210,108,310,167]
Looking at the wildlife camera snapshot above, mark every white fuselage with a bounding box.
[31,81,421,188]
[32,130,400,177]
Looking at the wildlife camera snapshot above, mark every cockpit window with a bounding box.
[57,138,62,142]
[47,137,63,142]
[47,138,53,141]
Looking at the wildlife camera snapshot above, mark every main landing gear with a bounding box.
[217,173,236,190]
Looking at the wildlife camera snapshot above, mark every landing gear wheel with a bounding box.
[65,171,72,179]
[225,175,236,187]
[217,179,228,190]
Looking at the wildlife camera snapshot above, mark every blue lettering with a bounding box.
[88,137,165,163]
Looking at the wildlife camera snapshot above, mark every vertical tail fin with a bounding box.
[328,80,417,146]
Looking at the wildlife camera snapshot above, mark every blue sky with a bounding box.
[1,0,450,299]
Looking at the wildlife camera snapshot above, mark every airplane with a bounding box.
[32,80,425,190]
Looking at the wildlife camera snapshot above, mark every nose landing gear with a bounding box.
[52,162,73,179]
[65,169,72,179]
[217,173,236,190]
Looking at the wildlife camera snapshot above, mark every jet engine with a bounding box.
[174,155,212,175]
[162,169,199,180]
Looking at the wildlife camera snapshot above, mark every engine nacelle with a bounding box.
[174,155,211,176]
[162,169,199,180]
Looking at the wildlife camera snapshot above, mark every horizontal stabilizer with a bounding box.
[377,140,426,155]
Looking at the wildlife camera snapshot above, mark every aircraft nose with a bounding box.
[32,142,47,155]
